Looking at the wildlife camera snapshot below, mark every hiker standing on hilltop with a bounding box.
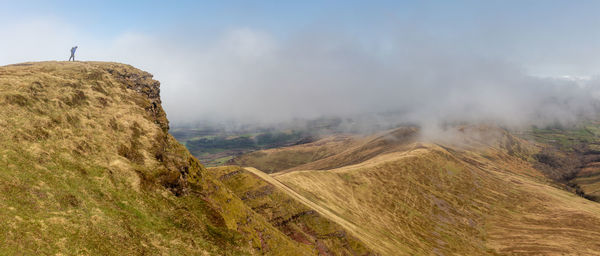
[69,46,78,61]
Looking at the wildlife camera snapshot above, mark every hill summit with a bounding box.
[0,62,374,255]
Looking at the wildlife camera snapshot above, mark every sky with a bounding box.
[2,1,600,129]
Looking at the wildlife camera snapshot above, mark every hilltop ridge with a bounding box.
[229,125,600,255]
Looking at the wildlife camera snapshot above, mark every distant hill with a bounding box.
[231,125,600,255]
[170,115,399,166]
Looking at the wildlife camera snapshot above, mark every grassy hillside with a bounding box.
[229,135,356,173]
[7,61,600,255]
[208,166,375,255]
[518,123,600,201]
[231,127,419,174]
[0,61,326,255]
[237,126,600,255]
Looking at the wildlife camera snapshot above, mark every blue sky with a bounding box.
[2,0,600,75]
[2,1,600,126]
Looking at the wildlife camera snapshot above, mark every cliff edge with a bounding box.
[0,61,356,255]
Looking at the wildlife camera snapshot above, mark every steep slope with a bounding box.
[236,126,600,255]
[208,166,375,255]
[0,61,321,255]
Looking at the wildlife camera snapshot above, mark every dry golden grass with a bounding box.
[208,165,375,255]
[233,127,419,176]
[231,135,357,173]
[240,126,600,255]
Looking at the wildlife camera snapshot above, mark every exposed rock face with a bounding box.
[98,63,169,132]
[82,62,195,196]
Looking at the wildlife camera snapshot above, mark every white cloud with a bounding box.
[2,18,600,131]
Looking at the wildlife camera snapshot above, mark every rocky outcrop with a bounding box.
[95,63,169,132]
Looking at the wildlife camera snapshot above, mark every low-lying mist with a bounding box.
[156,29,600,133]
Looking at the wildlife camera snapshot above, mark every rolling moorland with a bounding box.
[228,126,600,255]
[3,61,600,255]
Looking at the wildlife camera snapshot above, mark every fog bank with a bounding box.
[2,19,600,132]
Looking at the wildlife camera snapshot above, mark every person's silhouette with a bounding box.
[69,46,78,61]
